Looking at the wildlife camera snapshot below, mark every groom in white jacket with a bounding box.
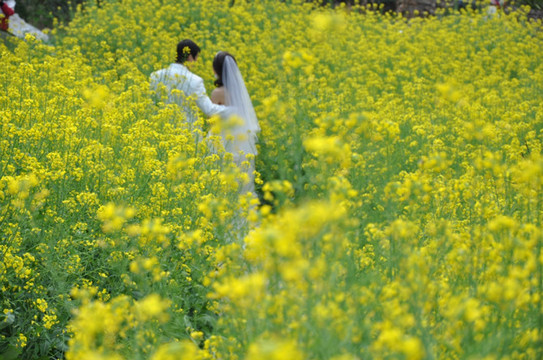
[150,39,227,125]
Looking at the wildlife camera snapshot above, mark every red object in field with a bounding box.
[490,0,503,8]
[1,2,15,32]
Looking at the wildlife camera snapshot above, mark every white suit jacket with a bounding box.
[150,63,226,124]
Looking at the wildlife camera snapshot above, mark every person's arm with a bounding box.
[149,70,163,92]
[0,1,15,17]
[211,88,225,105]
[194,78,228,117]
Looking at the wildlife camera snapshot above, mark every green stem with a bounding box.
[537,190,543,359]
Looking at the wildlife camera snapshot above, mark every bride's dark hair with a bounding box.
[213,51,236,87]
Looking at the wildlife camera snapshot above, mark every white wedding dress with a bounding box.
[219,56,260,197]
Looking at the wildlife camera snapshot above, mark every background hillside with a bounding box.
[12,0,543,29]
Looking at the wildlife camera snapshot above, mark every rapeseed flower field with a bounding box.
[1,0,542,359]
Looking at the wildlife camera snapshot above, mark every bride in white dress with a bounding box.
[211,51,260,197]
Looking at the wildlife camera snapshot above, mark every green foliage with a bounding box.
[10,0,85,29]
[1,0,543,359]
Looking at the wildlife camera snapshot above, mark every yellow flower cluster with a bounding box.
[66,294,172,360]
[1,0,542,359]
[1,2,248,356]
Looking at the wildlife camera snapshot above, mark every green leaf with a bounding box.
[0,344,23,360]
